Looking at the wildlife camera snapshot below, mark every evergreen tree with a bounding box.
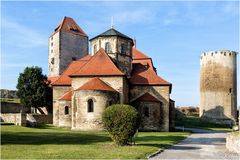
[16,66,52,113]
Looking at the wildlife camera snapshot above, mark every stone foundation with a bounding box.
[226,132,240,153]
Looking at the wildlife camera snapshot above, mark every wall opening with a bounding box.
[87,99,94,112]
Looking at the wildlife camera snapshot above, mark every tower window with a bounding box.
[51,42,53,46]
[229,88,232,93]
[143,107,149,117]
[51,37,53,40]
[121,44,126,54]
[87,99,94,112]
[51,49,53,53]
[51,58,54,64]
[65,106,69,115]
[105,42,111,53]
[94,45,97,53]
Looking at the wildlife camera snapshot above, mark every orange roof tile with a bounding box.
[134,93,160,102]
[48,76,60,85]
[132,48,150,59]
[76,77,117,92]
[71,48,124,77]
[59,90,72,101]
[52,55,92,86]
[130,63,171,86]
[51,16,87,37]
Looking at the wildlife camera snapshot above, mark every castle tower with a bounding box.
[48,16,88,77]
[89,28,133,76]
[200,50,237,124]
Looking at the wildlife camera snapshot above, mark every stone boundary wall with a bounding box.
[28,114,53,124]
[0,113,52,126]
[0,113,26,126]
[226,132,240,153]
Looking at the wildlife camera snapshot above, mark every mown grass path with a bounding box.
[1,125,189,159]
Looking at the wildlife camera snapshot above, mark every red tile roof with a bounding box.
[130,63,171,86]
[51,55,92,86]
[132,48,150,59]
[51,16,87,37]
[76,77,117,92]
[71,48,124,77]
[132,48,155,70]
[59,90,72,101]
[134,93,160,102]
[48,76,60,85]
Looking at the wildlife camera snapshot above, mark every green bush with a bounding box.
[102,104,140,146]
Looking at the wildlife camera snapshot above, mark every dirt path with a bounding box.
[149,128,240,160]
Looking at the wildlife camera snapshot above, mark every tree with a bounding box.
[102,104,140,146]
[16,66,52,113]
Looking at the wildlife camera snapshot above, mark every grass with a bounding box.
[175,116,233,131]
[0,98,20,104]
[1,125,189,159]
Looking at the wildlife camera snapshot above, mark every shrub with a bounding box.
[102,104,140,146]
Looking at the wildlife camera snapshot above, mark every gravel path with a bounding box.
[149,128,240,160]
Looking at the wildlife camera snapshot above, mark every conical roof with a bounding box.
[90,28,132,41]
[51,16,87,37]
[75,77,117,92]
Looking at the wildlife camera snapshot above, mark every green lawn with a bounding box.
[175,116,233,131]
[1,125,189,159]
[0,98,20,103]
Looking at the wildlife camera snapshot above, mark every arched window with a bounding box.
[121,44,126,54]
[105,42,111,53]
[93,45,97,54]
[65,106,69,115]
[143,107,149,117]
[87,99,94,112]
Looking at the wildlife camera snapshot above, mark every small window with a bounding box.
[72,57,76,61]
[211,53,213,56]
[229,88,232,93]
[51,42,53,46]
[94,45,97,53]
[51,58,54,64]
[143,107,149,117]
[87,99,94,112]
[224,53,226,56]
[65,106,69,115]
[51,37,53,40]
[229,53,231,56]
[109,100,113,106]
[105,42,111,53]
[51,49,53,53]
[121,44,126,54]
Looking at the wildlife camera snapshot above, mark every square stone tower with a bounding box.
[48,16,88,77]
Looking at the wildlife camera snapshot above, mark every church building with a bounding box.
[48,16,175,131]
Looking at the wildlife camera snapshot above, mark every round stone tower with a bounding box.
[200,50,237,124]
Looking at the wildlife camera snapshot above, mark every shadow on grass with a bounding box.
[1,131,111,145]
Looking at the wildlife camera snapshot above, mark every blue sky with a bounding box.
[1,1,239,106]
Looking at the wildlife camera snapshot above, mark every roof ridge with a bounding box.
[70,48,124,76]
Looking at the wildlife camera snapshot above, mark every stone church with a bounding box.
[48,16,175,131]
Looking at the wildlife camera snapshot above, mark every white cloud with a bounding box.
[1,17,47,48]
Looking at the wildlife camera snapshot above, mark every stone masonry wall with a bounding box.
[200,50,237,122]
[72,76,127,104]
[72,90,119,130]
[130,85,170,131]
[1,113,26,126]
[226,132,240,153]
[52,86,71,126]
[58,100,72,127]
